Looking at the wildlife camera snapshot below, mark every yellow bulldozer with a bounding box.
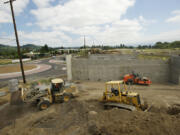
[21,78,76,110]
[101,80,147,111]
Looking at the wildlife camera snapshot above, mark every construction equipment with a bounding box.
[101,80,147,111]
[21,78,76,110]
[123,72,151,85]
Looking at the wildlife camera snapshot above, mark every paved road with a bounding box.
[0,56,67,88]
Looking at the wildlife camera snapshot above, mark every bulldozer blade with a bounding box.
[104,102,137,111]
[144,104,153,112]
[10,91,23,105]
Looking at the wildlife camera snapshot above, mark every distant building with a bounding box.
[58,48,79,54]
[24,51,40,58]
[24,52,50,59]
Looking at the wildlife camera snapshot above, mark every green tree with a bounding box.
[154,42,163,48]
[40,44,49,53]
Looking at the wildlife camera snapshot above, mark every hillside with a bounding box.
[22,44,41,50]
[0,44,41,51]
[0,44,16,50]
[0,44,42,59]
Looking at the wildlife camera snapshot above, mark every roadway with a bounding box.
[0,56,67,88]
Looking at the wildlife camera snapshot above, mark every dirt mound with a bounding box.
[167,104,180,115]
[0,100,180,135]
[0,103,37,129]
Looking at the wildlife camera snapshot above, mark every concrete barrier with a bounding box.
[12,58,31,63]
[66,55,72,81]
[67,54,180,84]
[8,79,18,92]
[170,56,180,84]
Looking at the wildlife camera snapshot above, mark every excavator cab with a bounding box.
[50,78,72,103]
[102,80,147,111]
[51,79,64,93]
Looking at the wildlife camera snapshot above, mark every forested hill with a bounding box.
[0,44,41,50]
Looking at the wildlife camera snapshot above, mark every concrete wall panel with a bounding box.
[170,56,180,84]
[71,55,180,84]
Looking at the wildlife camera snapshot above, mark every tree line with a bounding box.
[0,44,58,59]
[0,41,180,59]
[89,41,180,49]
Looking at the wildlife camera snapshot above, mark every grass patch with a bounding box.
[0,59,12,65]
[0,64,37,74]
[37,78,52,85]
[136,49,180,55]
[138,54,170,61]
[29,78,52,87]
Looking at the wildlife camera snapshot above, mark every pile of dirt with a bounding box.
[0,100,180,135]
[167,104,180,115]
[0,104,37,129]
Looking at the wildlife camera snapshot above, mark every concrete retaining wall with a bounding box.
[71,54,170,83]
[170,56,180,84]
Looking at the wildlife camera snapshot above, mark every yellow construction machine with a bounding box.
[21,78,76,110]
[101,80,147,111]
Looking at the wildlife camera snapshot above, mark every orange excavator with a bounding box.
[123,71,151,85]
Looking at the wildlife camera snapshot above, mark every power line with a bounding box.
[4,0,26,84]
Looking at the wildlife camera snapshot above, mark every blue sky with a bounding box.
[0,0,180,47]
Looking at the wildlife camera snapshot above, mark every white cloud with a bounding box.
[65,19,144,45]
[31,0,135,29]
[18,30,73,47]
[138,16,157,25]
[29,0,141,46]
[0,0,29,23]
[0,11,12,23]
[17,0,175,46]
[1,0,178,47]
[0,35,16,45]
[32,0,55,8]
[138,29,180,45]
[95,19,143,44]
[13,0,29,14]
[26,22,33,26]
[166,10,180,23]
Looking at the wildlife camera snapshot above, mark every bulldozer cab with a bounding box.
[105,80,127,96]
[103,80,128,102]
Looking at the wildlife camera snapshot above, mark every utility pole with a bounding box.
[84,35,86,49]
[92,41,95,46]
[4,0,26,83]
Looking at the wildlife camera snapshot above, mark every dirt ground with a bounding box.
[0,64,37,74]
[0,81,180,135]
